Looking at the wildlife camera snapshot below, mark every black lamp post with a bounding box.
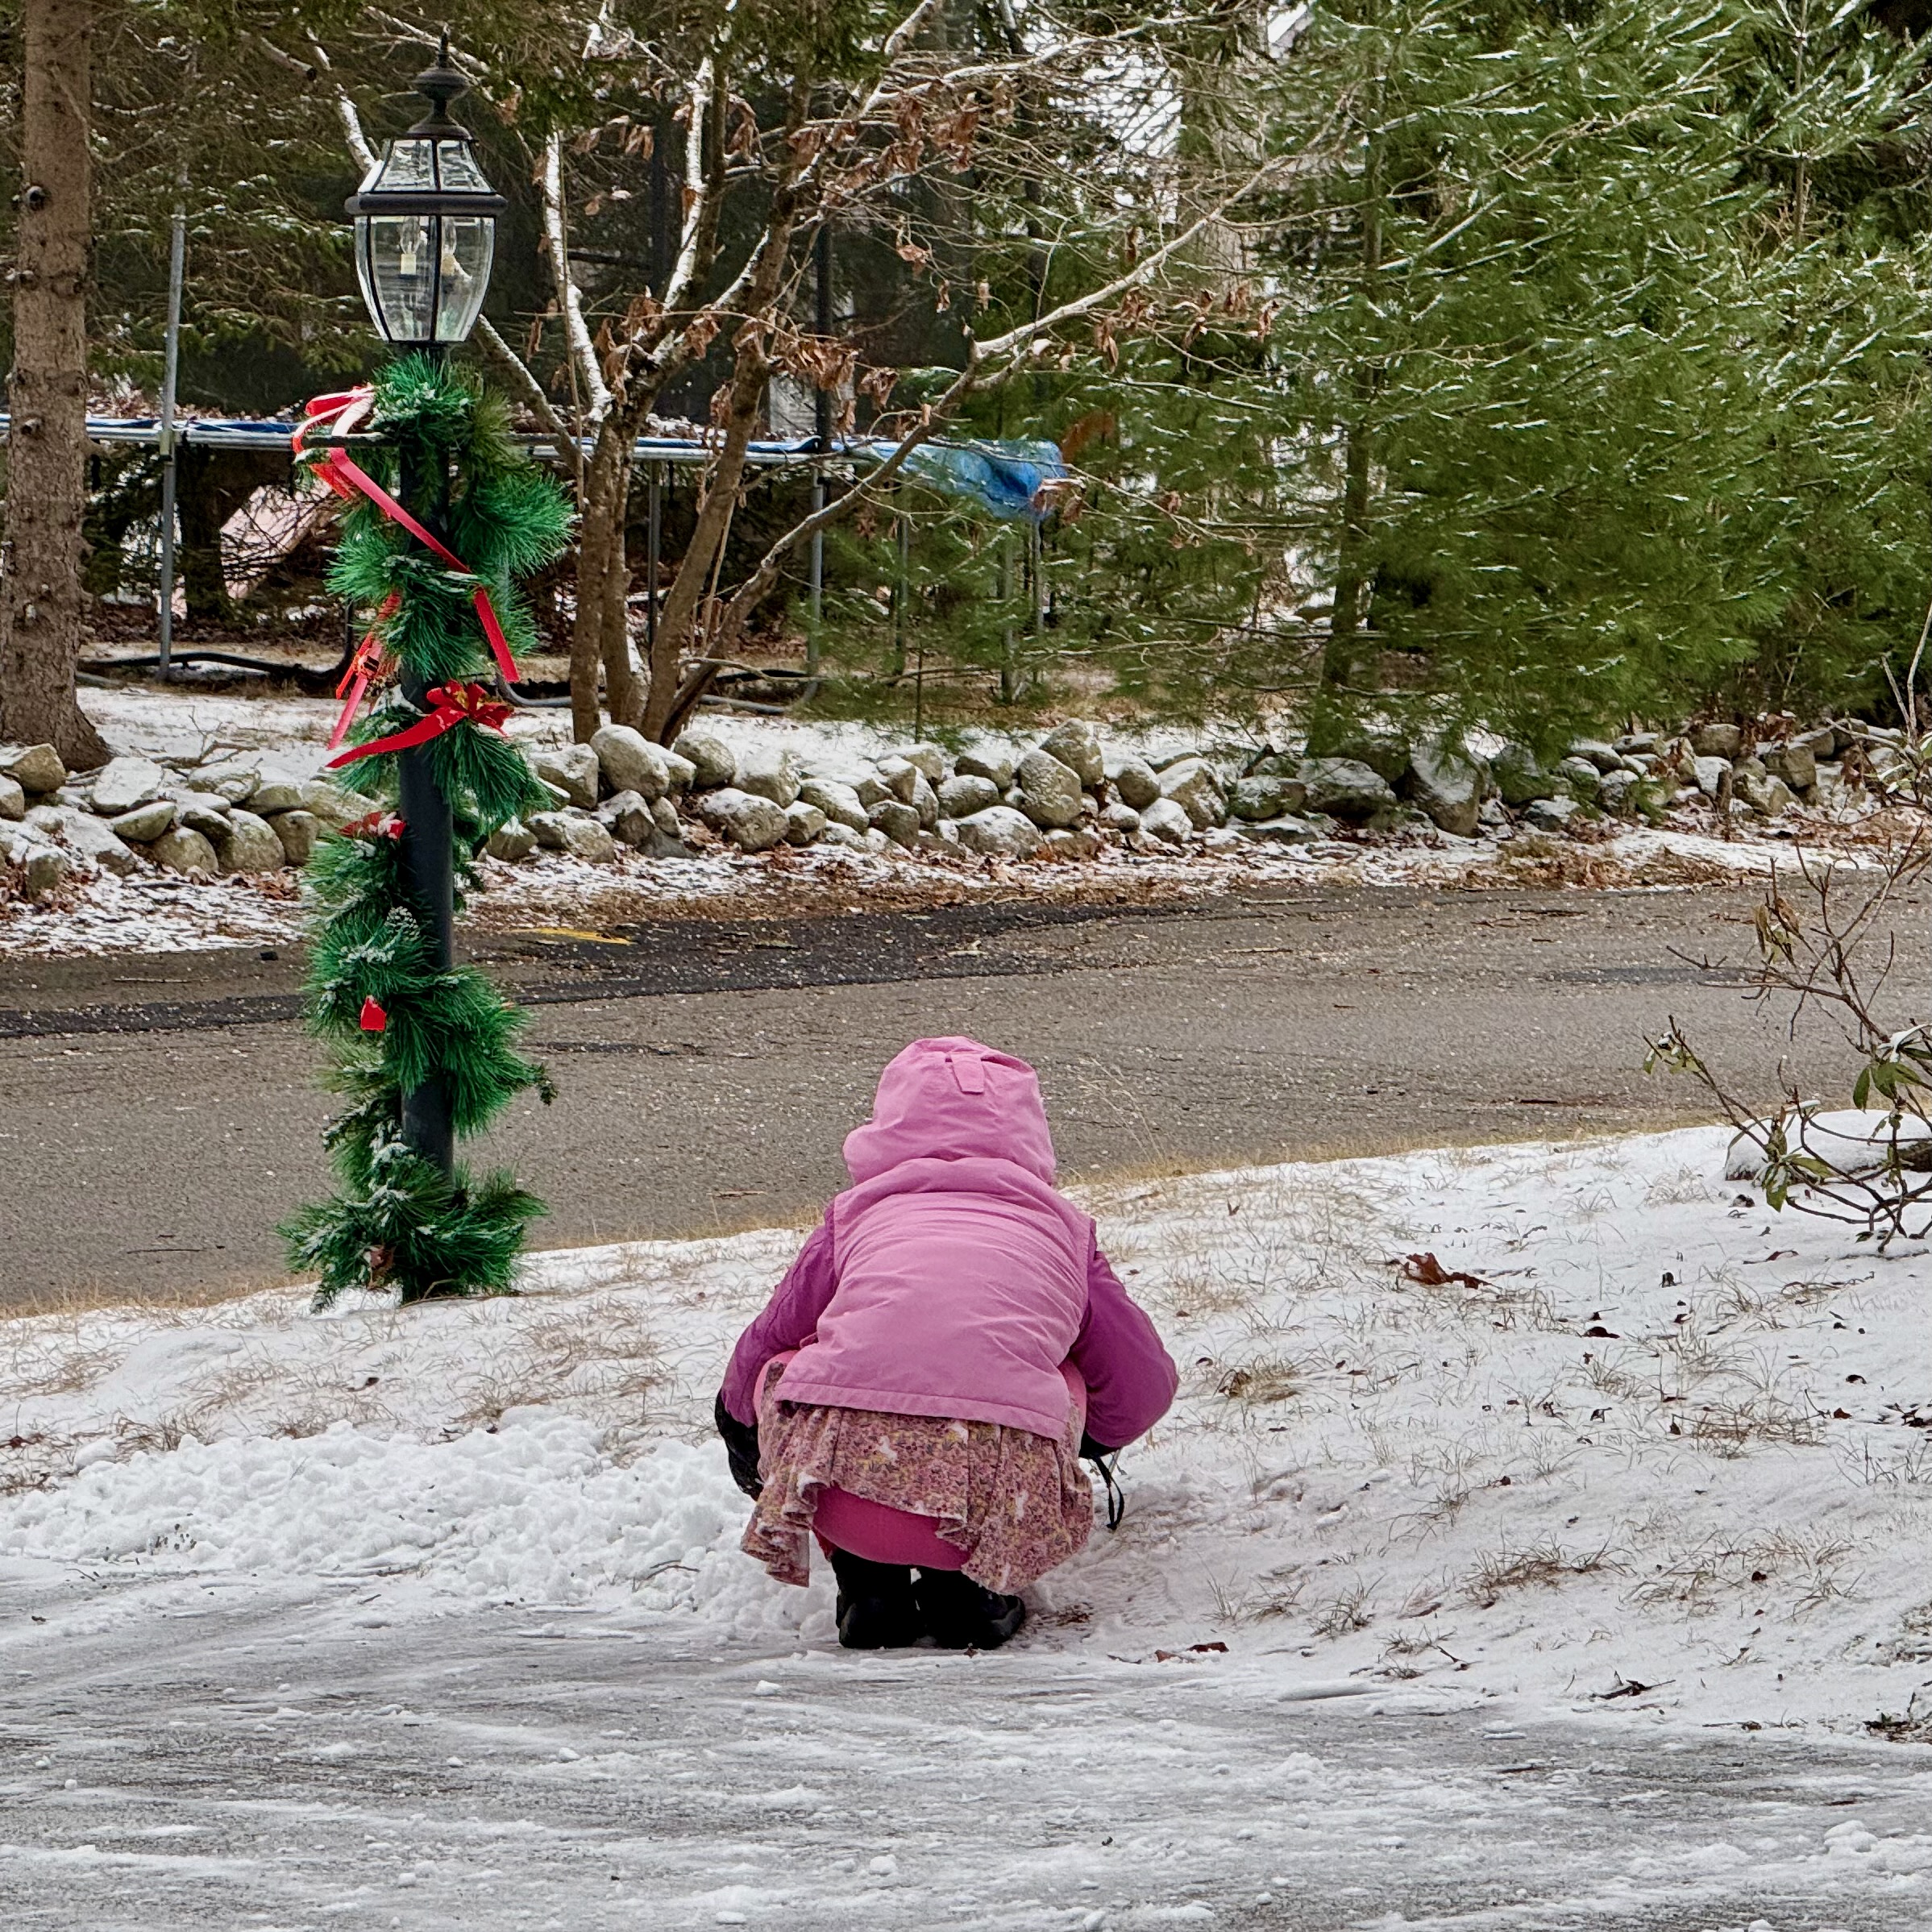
[346,41,505,1177]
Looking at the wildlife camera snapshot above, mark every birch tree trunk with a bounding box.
[1,0,108,767]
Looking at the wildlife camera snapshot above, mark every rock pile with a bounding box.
[0,742,361,900]
[0,711,1884,903]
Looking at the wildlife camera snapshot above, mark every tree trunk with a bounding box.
[569,429,644,742]
[598,444,642,730]
[177,448,235,625]
[1,0,107,768]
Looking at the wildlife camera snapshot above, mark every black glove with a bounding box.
[1079,1430,1120,1463]
[715,1393,763,1499]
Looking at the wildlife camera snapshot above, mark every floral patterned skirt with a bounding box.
[742,1357,1093,1593]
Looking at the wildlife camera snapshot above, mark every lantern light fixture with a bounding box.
[346,37,506,346]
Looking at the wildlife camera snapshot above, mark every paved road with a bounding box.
[0,879,1893,1307]
[3,1580,1927,1930]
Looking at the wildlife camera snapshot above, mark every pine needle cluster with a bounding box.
[282,354,572,1310]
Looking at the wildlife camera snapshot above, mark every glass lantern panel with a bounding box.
[372,137,438,193]
[434,215,496,343]
[434,142,492,193]
[359,213,436,342]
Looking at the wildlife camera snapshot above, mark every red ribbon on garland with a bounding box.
[326,680,515,771]
[295,388,523,749]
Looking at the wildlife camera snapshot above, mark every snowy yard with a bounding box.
[6,1125,1932,1927]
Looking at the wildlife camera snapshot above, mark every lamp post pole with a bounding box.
[345,40,505,1180]
[394,384,456,1174]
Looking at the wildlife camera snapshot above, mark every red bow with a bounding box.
[326,681,514,770]
[297,388,524,746]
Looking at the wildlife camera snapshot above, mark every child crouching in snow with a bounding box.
[715,1037,1178,1651]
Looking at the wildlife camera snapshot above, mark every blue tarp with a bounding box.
[863,438,1066,521]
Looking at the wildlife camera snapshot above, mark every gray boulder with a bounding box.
[737,745,803,808]
[1490,743,1552,808]
[23,846,71,898]
[1523,796,1581,832]
[592,725,672,801]
[1568,740,1622,773]
[1793,724,1839,762]
[1692,754,1730,800]
[1240,813,1323,846]
[1105,753,1161,810]
[955,746,1017,789]
[1100,801,1141,833]
[600,791,655,846]
[91,755,170,817]
[1598,770,1640,817]
[47,808,138,876]
[1039,721,1105,788]
[937,773,1000,819]
[176,794,233,840]
[1305,726,1407,783]
[659,747,697,793]
[1041,828,1102,861]
[783,800,828,846]
[150,826,218,875]
[1015,749,1083,829]
[875,756,921,805]
[531,810,618,862]
[1553,755,1602,804]
[485,819,538,862]
[271,809,321,867]
[854,771,895,809]
[2,743,66,796]
[1760,741,1817,793]
[1227,775,1306,822]
[216,808,288,875]
[650,797,681,841]
[1298,757,1397,822]
[532,744,600,811]
[1404,742,1485,836]
[1158,759,1228,829]
[1138,797,1195,845]
[818,821,868,850]
[693,787,787,852]
[798,777,869,832]
[866,799,923,847]
[247,770,305,816]
[1614,731,1661,756]
[672,731,738,790]
[300,777,364,829]
[1735,766,1794,818]
[110,798,177,843]
[0,775,23,821]
[193,761,262,804]
[901,743,950,785]
[911,773,940,829]
[1690,721,1743,761]
[954,805,1042,860]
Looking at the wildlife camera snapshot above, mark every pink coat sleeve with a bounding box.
[719,1218,837,1425]
[1069,1244,1179,1450]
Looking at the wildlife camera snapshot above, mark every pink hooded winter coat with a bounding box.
[721,1037,1178,1446]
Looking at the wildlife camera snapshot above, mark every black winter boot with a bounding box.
[913,1567,1026,1651]
[827,1548,923,1649]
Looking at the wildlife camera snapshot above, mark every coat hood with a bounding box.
[841,1037,1057,1185]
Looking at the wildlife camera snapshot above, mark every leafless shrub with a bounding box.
[1647,812,1932,1249]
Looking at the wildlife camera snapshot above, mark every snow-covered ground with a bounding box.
[1,687,1857,958]
[6,1127,1932,1926]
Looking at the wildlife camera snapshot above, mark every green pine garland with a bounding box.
[283,354,572,1309]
